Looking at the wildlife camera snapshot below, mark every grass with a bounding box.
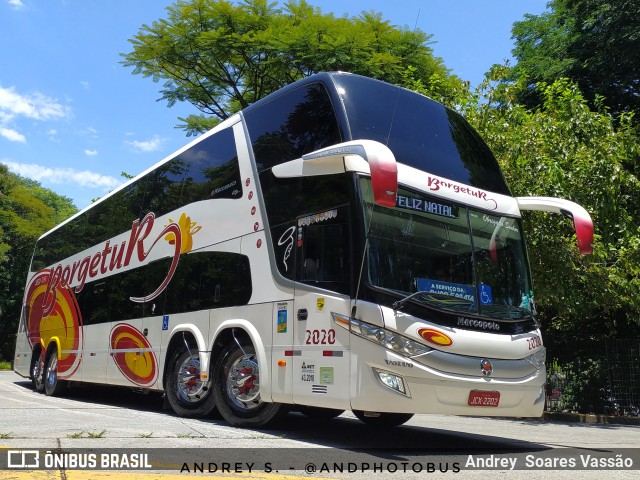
[0,361,11,370]
[66,430,107,439]
[176,433,202,438]
[137,432,154,438]
[0,433,13,439]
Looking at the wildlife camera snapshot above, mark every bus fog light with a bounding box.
[373,368,409,396]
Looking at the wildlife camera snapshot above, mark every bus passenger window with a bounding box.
[311,224,346,282]
[297,212,350,295]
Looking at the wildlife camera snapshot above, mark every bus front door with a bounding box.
[292,206,352,410]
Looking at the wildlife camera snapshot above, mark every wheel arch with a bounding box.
[211,320,272,402]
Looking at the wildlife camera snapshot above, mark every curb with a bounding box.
[543,411,640,426]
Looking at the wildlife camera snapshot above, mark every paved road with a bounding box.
[1,370,639,479]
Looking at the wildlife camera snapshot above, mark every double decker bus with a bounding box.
[13,72,593,427]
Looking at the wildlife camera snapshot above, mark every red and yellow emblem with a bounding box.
[164,212,201,254]
[110,323,158,387]
[418,328,453,347]
[25,270,83,379]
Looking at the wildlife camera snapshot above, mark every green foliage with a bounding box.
[559,356,608,414]
[511,0,640,123]
[122,0,465,135]
[465,69,640,340]
[0,164,77,362]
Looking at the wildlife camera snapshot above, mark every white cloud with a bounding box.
[84,149,98,156]
[0,85,70,143]
[0,86,69,121]
[0,127,25,143]
[127,135,164,153]
[7,0,25,10]
[2,161,123,189]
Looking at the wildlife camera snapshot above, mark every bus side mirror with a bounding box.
[272,140,398,208]
[516,196,594,255]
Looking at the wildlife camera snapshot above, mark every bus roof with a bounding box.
[245,72,511,196]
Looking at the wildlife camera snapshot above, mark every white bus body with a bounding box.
[14,73,593,427]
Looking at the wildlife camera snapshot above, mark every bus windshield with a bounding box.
[360,179,534,320]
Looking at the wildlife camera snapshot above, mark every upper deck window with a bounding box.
[244,83,342,172]
[333,74,510,195]
[32,127,241,271]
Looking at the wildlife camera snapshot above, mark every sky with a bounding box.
[0,0,549,209]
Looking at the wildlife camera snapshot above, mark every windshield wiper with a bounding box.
[392,290,431,310]
[392,290,474,311]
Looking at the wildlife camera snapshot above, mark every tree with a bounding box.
[122,0,465,135]
[466,66,640,337]
[459,68,640,412]
[0,165,77,362]
[511,0,640,123]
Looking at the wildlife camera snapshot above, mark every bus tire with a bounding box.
[44,348,65,397]
[353,410,413,427]
[165,348,217,418]
[298,406,344,420]
[212,339,283,428]
[31,350,45,393]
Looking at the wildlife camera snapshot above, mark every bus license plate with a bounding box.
[468,390,500,407]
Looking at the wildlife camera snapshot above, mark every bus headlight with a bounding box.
[332,313,432,358]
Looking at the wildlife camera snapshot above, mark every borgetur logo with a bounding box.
[7,450,39,468]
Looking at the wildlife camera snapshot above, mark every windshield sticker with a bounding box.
[417,278,474,302]
[479,284,493,305]
[298,209,337,227]
[397,194,458,218]
[416,278,493,305]
[480,214,519,233]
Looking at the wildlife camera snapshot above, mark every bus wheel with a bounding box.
[353,411,414,427]
[166,348,217,418]
[31,352,45,393]
[298,406,344,420]
[213,339,283,427]
[44,349,64,397]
